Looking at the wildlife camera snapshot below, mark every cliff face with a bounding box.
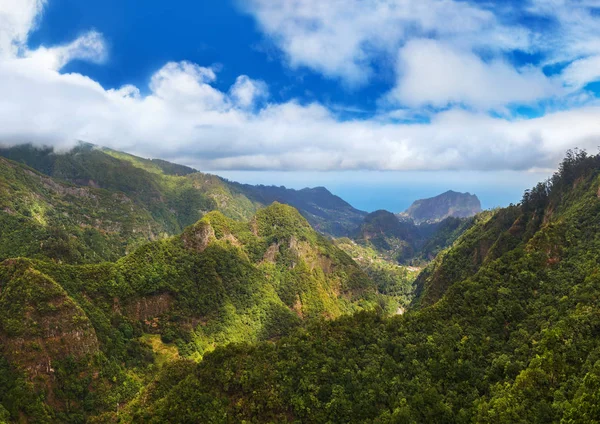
[402,190,482,224]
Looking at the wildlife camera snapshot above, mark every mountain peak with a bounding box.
[403,190,482,224]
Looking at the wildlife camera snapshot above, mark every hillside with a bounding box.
[128,150,600,423]
[0,203,390,422]
[0,143,261,232]
[402,190,482,224]
[0,156,165,263]
[0,144,367,240]
[232,184,367,236]
[352,209,475,265]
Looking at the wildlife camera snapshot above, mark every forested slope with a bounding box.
[0,144,367,239]
[0,203,390,422]
[131,150,600,423]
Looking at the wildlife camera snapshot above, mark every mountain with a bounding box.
[0,155,166,264]
[352,209,476,264]
[7,142,600,423]
[402,190,482,224]
[128,150,600,423]
[232,184,367,236]
[0,203,390,421]
[0,144,366,240]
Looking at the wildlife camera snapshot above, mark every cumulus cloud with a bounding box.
[388,39,560,109]
[243,0,600,108]
[0,0,45,57]
[240,0,531,86]
[1,0,600,174]
[2,48,600,172]
[240,0,535,86]
[229,75,268,109]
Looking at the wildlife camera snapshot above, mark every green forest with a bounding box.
[1,147,600,423]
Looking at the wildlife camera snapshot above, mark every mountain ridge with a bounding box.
[401,189,482,224]
[0,143,367,238]
[128,149,600,423]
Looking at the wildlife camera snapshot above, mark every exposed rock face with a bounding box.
[262,242,281,263]
[124,293,174,322]
[402,190,482,224]
[182,221,215,252]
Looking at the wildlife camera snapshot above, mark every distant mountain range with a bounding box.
[229,183,367,237]
[401,190,482,224]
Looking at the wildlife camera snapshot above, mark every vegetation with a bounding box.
[0,202,391,421]
[0,143,262,262]
[0,144,368,244]
[354,209,475,266]
[4,144,600,423]
[128,150,600,423]
[335,238,419,310]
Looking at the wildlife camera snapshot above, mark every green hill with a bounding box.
[353,209,475,265]
[0,144,368,241]
[233,184,367,236]
[0,155,165,263]
[130,150,600,423]
[0,203,391,422]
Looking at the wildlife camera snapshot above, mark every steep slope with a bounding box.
[402,190,482,224]
[353,209,475,265]
[0,156,165,263]
[334,238,419,309]
[0,203,386,421]
[0,143,261,235]
[232,184,368,236]
[0,144,369,240]
[131,150,600,423]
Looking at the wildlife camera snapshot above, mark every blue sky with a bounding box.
[28,0,394,116]
[2,0,600,211]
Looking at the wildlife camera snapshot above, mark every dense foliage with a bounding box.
[0,144,262,263]
[4,144,600,423]
[354,209,475,266]
[0,202,391,422]
[130,150,600,423]
[335,238,418,309]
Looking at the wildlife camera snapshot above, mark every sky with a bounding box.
[1,0,600,211]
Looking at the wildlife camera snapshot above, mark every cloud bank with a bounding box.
[1,0,600,172]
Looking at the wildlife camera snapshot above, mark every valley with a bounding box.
[1,145,597,423]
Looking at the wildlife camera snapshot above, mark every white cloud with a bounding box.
[240,0,530,86]
[242,0,600,109]
[2,48,600,173]
[149,62,227,111]
[526,0,600,88]
[1,0,600,176]
[562,55,600,89]
[0,0,45,57]
[388,39,559,109]
[25,31,106,70]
